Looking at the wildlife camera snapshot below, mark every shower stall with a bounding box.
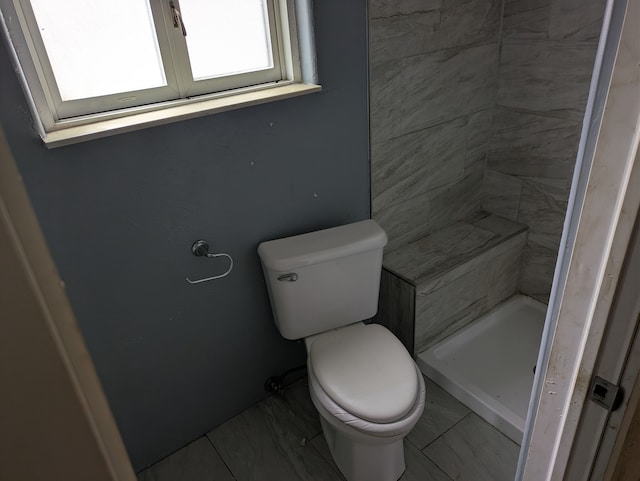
[369,0,607,445]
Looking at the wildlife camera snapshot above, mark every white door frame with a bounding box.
[0,124,136,480]
[565,190,640,480]
[517,0,640,479]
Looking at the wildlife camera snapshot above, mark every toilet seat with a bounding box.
[308,323,420,424]
[308,359,426,438]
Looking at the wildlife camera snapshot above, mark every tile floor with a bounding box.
[137,376,520,481]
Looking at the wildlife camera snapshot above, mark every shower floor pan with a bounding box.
[416,294,547,444]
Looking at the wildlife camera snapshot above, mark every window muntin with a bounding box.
[10,0,287,120]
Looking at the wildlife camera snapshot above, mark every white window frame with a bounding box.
[0,0,320,147]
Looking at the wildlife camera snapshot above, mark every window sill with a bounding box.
[42,83,322,148]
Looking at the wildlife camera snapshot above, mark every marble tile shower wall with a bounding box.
[369,0,502,251]
[483,0,606,302]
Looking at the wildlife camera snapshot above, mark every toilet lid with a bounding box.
[309,323,418,423]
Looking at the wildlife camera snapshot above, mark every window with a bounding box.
[0,0,319,146]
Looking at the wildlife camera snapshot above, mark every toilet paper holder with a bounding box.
[186,240,233,284]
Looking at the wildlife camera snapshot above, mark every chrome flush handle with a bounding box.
[277,273,298,282]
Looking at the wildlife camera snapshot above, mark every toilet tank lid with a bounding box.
[257,220,387,271]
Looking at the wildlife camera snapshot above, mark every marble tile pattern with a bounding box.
[407,377,471,449]
[382,213,527,352]
[376,170,483,252]
[369,0,501,65]
[482,0,605,300]
[487,107,582,180]
[371,117,467,211]
[369,0,443,19]
[482,170,523,221]
[136,437,233,481]
[465,109,493,172]
[384,213,527,286]
[424,413,520,481]
[496,42,598,121]
[514,177,571,303]
[369,0,502,251]
[371,45,499,144]
[138,375,520,481]
[502,0,605,42]
[371,107,491,253]
[548,0,607,42]
[517,177,571,250]
[414,232,526,350]
[501,0,551,40]
[206,391,339,481]
[398,44,498,136]
[518,242,556,304]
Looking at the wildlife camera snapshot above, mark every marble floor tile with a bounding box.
[423,413,520,481]
[312,434,453,481]
[141,374,527,481]
[275,377,322,440]
[136,437,233,481]
[207,393,342,481]
[310,434,345,480]
[402,441,454,481]
[407,377,470,449]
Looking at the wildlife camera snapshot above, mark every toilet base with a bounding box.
[320,416,406,481]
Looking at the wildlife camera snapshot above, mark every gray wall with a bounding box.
[0,0,369,471]
[483,0,606,302]
[369,0,502,251]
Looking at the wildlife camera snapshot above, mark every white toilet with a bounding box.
[258,220,425,481]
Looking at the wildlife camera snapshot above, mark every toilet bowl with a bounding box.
[258,220,425,481]
[306,324,426,481]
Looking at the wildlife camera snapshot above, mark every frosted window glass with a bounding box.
[179,0,273,80]
[30,0,166,101]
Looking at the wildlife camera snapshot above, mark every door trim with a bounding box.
[0,124,136,480]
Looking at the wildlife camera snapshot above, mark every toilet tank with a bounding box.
[258,220,388,340]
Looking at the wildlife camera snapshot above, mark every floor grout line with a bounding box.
[307,437,347,481]
[204,433,239,481]
[141,373,521,481]
[421,411,474,452]
[409,435,455,481]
